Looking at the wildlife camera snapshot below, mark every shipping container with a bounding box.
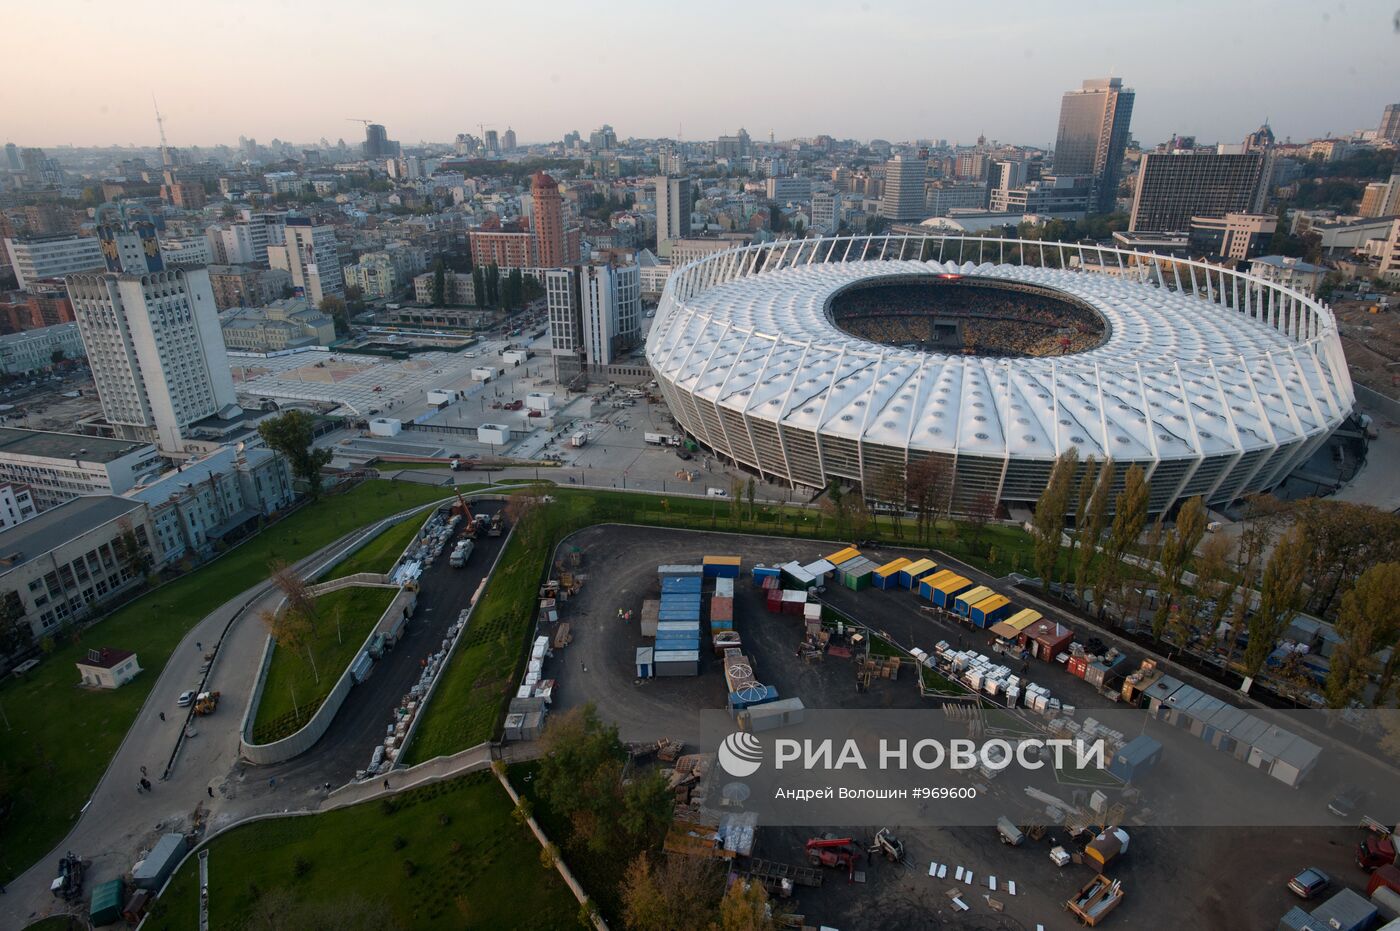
[711,596,734,621]
[930,575,974,607]
[702,555,742,578]
[1068,655,1090,679]
[954,586,995,617]
[897,558,937,588]
[780,561,818,589]
[658,564,704,577]
[872,557,911,589]
[641,599,660,637]
[654,650,700,677]
[968,593,1013,628]
[132,833,187,890]
[825,546,861,567]
[751,566,781,585]
[837,557,876,590]
[730,684,780,709]
[740,697,805,732]
[715,577,735,598]
[90,879,124,927]
[661,576,703,595]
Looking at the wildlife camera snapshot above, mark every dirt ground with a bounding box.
[543,525,1368,929]
[1335,299,1400,399]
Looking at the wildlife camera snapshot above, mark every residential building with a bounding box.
[1292,214,1395,256]
[668,235,749,269]
[66,267,240,452]
[364,123,397,160]
[1188,213,1278,261]
[589,125,618,150]
[654,175,692,256]
[0,283,74,333]
[1308,138,1351,162]
[928,182,991,216]
[1379,219,1400,281]
[126,443,294,565]
[1053,77,1135,213]
[0,428,161,510]
[205,213,286,266]
[342,247,427,300]
[219,299,336,352]
[469,228,535,270]
[3,235,105,290]
[1381,104,1400,144]
[765,177,813,203]
[1358,174,1400,219]
[484,130,500,155]
[412,270,476,306]
[637,248,671,299]
[532,172,580,268]
[0,494,158,640]
[267,219,343,305]
[716,129,751,160]
[503,128,517,152]
[547,260,641,379]
[1129,148,1269,233]
[162,180,206,210]
[879,155,927,220]
[1248,255,1328,295]
[0,482,36,528]
[811,191,842,234]
[0,323,86,374]
[206,265,292,310]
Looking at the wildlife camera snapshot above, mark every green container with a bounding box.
[90,878,124,926]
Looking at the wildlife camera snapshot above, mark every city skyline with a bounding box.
[5,0,1397,149]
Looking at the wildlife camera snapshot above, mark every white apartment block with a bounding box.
[0,428,161,510]
[0,483,37,529]
[765,177,813,203]
[160,236,212,266]
[65,267,240,452]
[0,323,86,375]
[811,191,842,234]
[3,235,105,290]
[267,220,343,305]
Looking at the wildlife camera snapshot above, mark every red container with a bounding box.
[711,597,734,622]
[1068,656,1089,679]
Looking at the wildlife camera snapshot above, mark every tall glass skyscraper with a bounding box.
[1053,77,1135,214]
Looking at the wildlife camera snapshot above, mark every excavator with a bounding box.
[805,837,858,881]
[452,488,486,538]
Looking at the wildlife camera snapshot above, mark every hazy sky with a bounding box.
[5,0,1398,149]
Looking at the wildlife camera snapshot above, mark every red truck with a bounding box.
[1357,817,1400,871]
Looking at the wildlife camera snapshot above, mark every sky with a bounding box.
[5,0,1398,150]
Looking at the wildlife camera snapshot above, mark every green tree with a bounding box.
[257,410,333,499]
[472,266,486,308]
[745,477,756,524]
[0,590,33,656]
[1243,525,1311,680]
[431,258,447,306]
[1150,496,1207,642]
[1325,563,1400,708]
[1031,449,1078,586]
[1074,458,1113,604]
[319,295,349,336]
[1065,455,1099,591]
[1096,463,1148,624]
[874,464,906,539]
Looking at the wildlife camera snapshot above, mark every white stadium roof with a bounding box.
[646,236,1353,511]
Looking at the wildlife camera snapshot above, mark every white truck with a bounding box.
[644,432,682,447]
[449,539,474,568]
[570,432,587,448]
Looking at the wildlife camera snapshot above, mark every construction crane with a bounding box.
[346,118,375,127]
[152,96,171,167]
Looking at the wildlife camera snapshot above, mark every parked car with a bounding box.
[177,690,196,707]
[1287,867,1331,899]
[1328,784,1369,819]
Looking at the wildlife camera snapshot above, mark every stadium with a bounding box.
[645,235,1355,515]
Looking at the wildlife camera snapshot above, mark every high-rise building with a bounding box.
[589,125,617,150]
[206,213,286,266]
[3,143,20,171]
[485,130,500,155]
[266,219,343,305]
[811,191,842,234]
[503,127,517,152]
[3,235,105,290]
[654,175,692,256]
[547,261,641,378]
[1053,77,1135,214]
[363,123,394,160]
[1129,148,1270,233]
[1359,175,1400,218]
[715,129,751,160]
[531,172,569,267]
[66,266,239,451]
[879,155,928,220]
[1379,104,1400,144]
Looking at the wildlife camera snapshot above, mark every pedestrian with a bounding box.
[140,765,147,777]
[207,786,214,798]
[159,712,166,722]
[196,641,202,651]
[141,778,151,791]
[383,778,391,790]
[268,777,276,789]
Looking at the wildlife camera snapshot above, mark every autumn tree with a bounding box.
[745,477,756,524]
[1326,562,1400,708]
[1190,532,1239,649]
[1074,458,1114,603]
[1291,499,1400,618]
[718,879,776,931]
[820,479,850,538]
[619,852,724,931]
[270,559,317,631]
[1031,449,1077,586]
[1243,525,1311,680]
[906,456,950,544]
[1150,496,1207,643]
[1065,454,1100,589]
[1095,463,1148,623]
[1224,494,1290,662]
[259,605,317,683]
[874,464,907,539]
[965,489,997,552]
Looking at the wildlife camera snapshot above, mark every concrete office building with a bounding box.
[205,214,286,266]
[1377,104,1400,144]
[1053,77,1135,214]
[0,495,158,640]
[811,191,842,234]
[1358,175,1400,219]
[0,428,161,510]
[1249,255,1329,295]
[3,235,105,290]
[0,323,86,374]
[267,219,343,305]
[207,265,292,310]
[766,177,813,203]
[1129,148,1269,233]
[547,261,641,379]
[219,299,335,352]
[1188,213,1278,262]
[879,155,928,220]
[654,175,692,257]
[66,267,240,452]
[412,270,476,306]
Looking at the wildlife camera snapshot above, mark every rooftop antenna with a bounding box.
[153,95,170,167]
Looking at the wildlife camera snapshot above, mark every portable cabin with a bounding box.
[802,558,836,580]
[1307,889,1379,931]
[740,697,806,733]
[872,558,911,589]
[635,647,654,678]
[825,546,861,567]
[918,568,958,600]
[711,596,734,622]
[990,608,1042,641]
[1249,726,1321,787]
[654,650,700,677]
[838,557,877,590]
[930,575,974,608]
[131,833,187,890]
[953,585,994,617]
[702,555,742,578]
[781,589,808,615]
[715,577,735,598]
[1021,619,1074,662]
[898,558,937,588]
[1120,663,1164,706]
[1108,734,1163,784]
[780,561,818,589]
[969,594,1014,628]
[1143,675,1186,714]
[658,564,704,577]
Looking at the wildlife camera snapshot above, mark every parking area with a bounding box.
[540,524,1370,929]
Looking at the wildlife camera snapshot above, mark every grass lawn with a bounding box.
[250,586,398,744]
[22,919,84,931]
[326,514,426,580]
[405,487,1037,765]
[0,480,450,885]
[145,771,577,931]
